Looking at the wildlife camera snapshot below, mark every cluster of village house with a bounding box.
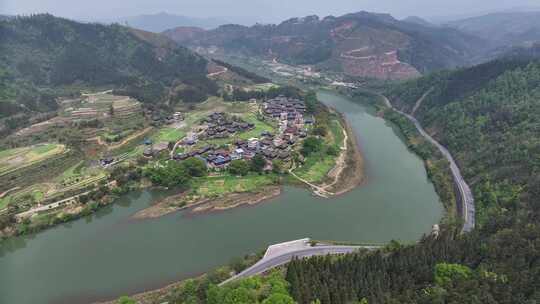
[103,96,313,170]
[169,96,313,170]
[201,112,255,139]
[147,111,184,125]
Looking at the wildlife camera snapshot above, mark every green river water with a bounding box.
[0,91,443,304]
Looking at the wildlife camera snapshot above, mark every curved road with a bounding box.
[220,245,376,285]
[380,94,475,232]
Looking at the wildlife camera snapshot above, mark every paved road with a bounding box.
[380,94,475,232]
[220,245,375,285]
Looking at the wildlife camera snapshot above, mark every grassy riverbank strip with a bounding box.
[286,103,364,196]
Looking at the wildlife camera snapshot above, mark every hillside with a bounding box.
[446,11,540,48]
[0,14,217,124]
[164,11,485,80]
[386,57,540,225]
[283,54,540,304]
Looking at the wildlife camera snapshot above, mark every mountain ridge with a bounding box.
[165,11,486,80]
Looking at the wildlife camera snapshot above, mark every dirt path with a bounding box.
[289,115,364,197]
[322,116,364,195]
[320,126,348,190]
[207,67,228,77]
[0,187,20,199]
[288,166,333,198]
[81,89,113,96]
[411,87,434,115]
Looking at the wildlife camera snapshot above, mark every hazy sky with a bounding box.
[2,0,540,23]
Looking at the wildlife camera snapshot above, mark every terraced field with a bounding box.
[0,160,107,211]
[0,143,67,176]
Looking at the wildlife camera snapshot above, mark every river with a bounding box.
[0,91,443,304]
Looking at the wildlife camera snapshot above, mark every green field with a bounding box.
[295,154,336,183]
[237,114,276,140]
[153,128,186,142]
[0,143,67,175]
[192,173,278,198]
[248,83,278,91]
[293,117,344,183]
[58,161,85,181]
[0,197,9,210]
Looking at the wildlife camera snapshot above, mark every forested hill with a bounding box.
[165,11,484,80]
[284,56,540,303]
[0,14,217,119]
[385,57,539,227]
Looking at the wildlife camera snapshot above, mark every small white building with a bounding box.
[248,138,259,149]
[235,148,245,155]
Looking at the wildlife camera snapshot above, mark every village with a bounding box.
[138,95,313,173]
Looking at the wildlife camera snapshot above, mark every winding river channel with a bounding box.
[0,91,443,304]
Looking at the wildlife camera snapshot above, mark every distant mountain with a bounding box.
[162,26,206,44]
[446,12,540,48]
[0,14,216,119]
[112,12,228,32]
[402,16,434,27]
[165,11,485,80]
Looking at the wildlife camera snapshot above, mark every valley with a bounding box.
[0,91,443,304]
[1,5,540,304]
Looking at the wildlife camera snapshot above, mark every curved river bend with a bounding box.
[0,91,443,304]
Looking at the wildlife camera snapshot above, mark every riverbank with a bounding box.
[132,186,282,219]
[320,113,364,195]
[341,87,458,225]
[382,109,457,224]
[287,104,364,197]
[96,250,266,304]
